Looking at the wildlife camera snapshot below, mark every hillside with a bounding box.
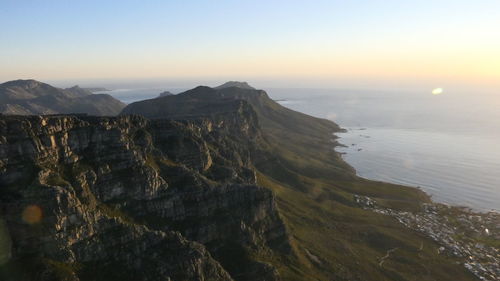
[0,80,125,116]
[0,110,289,281]
[121,83,491,280]
[0,82,495,281]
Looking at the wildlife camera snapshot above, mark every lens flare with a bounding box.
[22,205,43,224]
[432,88,444,95]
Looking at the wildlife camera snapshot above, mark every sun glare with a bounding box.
[432,88,444,95]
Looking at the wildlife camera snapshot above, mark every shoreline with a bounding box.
[333,127,499,214]
[330,125,499,280]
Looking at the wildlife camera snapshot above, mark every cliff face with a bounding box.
[1,82,484,281]
[0,109,289,280]
[121,85,482,281]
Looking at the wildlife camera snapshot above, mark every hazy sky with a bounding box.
[1,0,499,89]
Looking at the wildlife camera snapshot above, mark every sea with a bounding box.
[100,86,500,212]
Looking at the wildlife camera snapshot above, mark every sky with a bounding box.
[1,0,499,90]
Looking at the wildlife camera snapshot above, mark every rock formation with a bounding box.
[0,110,289,280]
[157,91,174,98]
[0,81,485,281]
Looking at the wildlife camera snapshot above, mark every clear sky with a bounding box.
[1,0,499,89]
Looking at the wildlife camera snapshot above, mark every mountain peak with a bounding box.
[157,91,174,98]
[0,79,125,115]
[214,81,255,90]
[1,79,45,89]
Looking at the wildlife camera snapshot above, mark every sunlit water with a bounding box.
[105,86,500,212]
[268,88,500,212]
[336,127,500,211]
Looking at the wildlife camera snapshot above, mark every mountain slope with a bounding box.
[121,83,480,281]
[157,91,174,98]
[0,80,125,116]
[215,81,255,90]
[0,81,487,281]
[0,112,289,281]
[64,86,93,97]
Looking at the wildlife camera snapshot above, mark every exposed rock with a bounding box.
[0,112,289,280]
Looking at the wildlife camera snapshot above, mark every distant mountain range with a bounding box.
[0,79,125,115]
[82,87,111,92]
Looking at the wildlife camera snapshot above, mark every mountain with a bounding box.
[0,82,494,281]
[157,91,174,98]
[64,85,93,97]
[214,81,255,90]
[0,112,288,281]
[0,80,125,116]
[121,84,488,280]
[123,85,343,144]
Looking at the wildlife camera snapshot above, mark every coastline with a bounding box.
[355,195,500,280]
[333,127,500,213]
[1,84,497,280]
[330,127,499,280]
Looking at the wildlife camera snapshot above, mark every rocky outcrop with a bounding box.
[0,111,289,281]
[157,91,174,98]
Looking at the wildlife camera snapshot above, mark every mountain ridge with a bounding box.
[0,80,495,281]
[0,111,288,281]
[0,79,125,116]
[214,81,255,90]
[120,82,490,280]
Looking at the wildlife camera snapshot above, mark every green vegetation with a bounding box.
[243,90,476,280]
[97,204,136,226]
[145,154,160,171]
[45,172,71,187]
[121,85,481,280]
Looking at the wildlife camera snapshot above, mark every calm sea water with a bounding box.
[268,88,500,212]
[105,86,500,212]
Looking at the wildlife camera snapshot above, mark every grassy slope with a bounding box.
[121,87,478,280]
[249,94,477,281]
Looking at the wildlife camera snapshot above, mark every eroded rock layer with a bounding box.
[0,111,289,281]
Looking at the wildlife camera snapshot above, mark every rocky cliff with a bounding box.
[0,109,289,280]
[121,84,486,281]
[0,82,483,281]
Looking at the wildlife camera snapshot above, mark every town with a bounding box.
[355,195,500,281]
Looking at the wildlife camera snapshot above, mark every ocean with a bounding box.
[104,86,500,212]
[269,88,500,212]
